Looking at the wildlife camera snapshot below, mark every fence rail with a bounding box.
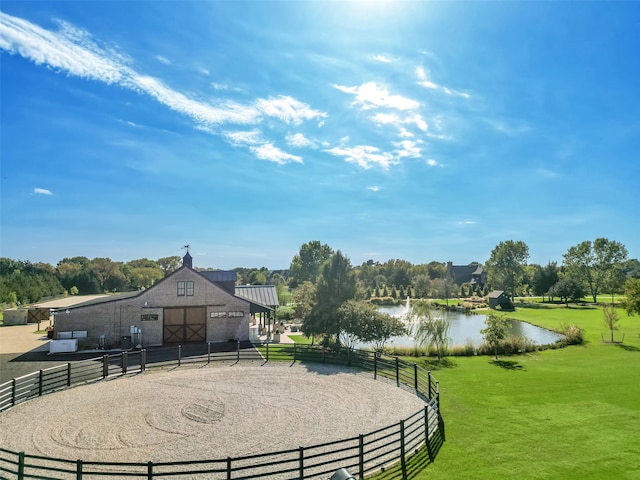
[0,343,444,479]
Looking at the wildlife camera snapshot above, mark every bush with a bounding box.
[449,341,476,356]
[558,323,585,345]
[276,305,295,322]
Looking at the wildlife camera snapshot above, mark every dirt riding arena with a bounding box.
[0,362,426,465]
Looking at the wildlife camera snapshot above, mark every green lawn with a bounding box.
[397,304,640,480]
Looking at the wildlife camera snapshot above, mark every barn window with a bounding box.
[177,281,194,296]
[210,312,227,318]
[228,311,244,318]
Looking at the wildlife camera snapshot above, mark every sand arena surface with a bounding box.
[0,363,426,464]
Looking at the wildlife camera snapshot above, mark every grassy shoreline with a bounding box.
[378,303,640,480]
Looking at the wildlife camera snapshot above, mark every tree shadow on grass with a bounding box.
[416,357,458,371]
[489,359,525,370]
[615,343,640,352]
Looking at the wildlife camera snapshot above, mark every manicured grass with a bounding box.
[385,304,640,480]
[287,334,314,344]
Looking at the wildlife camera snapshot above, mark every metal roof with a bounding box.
[199,270,238,283]
[234,285,280,308]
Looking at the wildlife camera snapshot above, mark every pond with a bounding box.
[376,303,564,348]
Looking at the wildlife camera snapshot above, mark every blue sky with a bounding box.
[1,1,638,269]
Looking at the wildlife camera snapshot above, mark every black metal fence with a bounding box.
[0,343,444,479]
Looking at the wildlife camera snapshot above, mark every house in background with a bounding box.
[446,262,488,288]
[52,252,275,349]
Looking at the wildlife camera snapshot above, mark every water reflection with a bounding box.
[377,304,563,347]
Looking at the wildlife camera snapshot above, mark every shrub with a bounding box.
[559,323,585,345]
[449,341,476,356]
[276,305,294,321]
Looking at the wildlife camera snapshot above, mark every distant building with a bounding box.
[52,253,276,349]
[488,291,510,309]
[446,262,487,287]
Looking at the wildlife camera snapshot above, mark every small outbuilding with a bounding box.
[488,290,511,310]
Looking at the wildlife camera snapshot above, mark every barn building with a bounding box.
[52,253,277,349]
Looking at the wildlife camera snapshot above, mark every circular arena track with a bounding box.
[0,363,426,464]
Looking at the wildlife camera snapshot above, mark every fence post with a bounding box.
[227,456,232,480]
[374,354,377,380]
[395,357,400,387]
[39,370,44,396]
[67,362,72,387]
[359,434,364,479]
[147,461,153,480]
[18,451,25,480]
[141,349,146,372]
[293,343,297,363]
[76,459,83,480]
[12,379,16,406]
[400,420,407,480]
[427,371,432,400]
[414,363,418,391]
[178,345,182,367]
[237,340,240,362]
[207,342,211,364]
[299,446,304,479]
[348,348,351,367]
[103,355,109,378]
[425,405,434,462]
[436,381,445,441]
[266,342,269,362]
[122,352,128,374]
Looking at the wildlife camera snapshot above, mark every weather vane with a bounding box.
[182,244,190,253]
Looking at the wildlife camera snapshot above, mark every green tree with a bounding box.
[304,251,356,343]
[562,238,628,303]
[292,281,316,322]
[289,241,334,288]
[408,300,451,360]
[481,312,508,360]
[532,262,560,301]
[486,240,530,301]
[549,277,586,306]
[413,273,431,298]
[157,256,182,276]
[622,278,640,316]
[433,277,457,306]
[602,304,620,343]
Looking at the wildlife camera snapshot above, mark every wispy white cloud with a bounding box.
[415,67,438,89]
[334,82,419,111]
[325,145,398,170]
[156,55,171,64]
[426,159,439,167]
[367,186,381,192]
[255,96,326,125]
[373,54,394,63]
[393,140,422,158]
[416,66,470,98]
[286,133,317,149]
[371,112,428,132]
[34,187,53,195]
[0,12,325,162]
[225,130,302,165]
[250,144,302,165]
[457,220,477,225]
[536,168,560,178]
[224,129,263,145]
